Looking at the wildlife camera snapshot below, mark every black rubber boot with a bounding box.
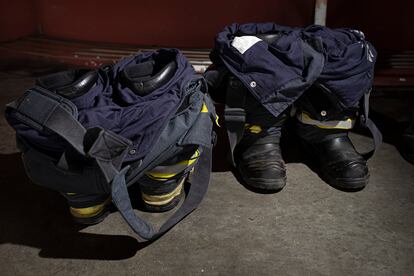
[234,128,287,192]
[139,175,186,213]
[295,122,369,191]
[63,193,112,225]
[227,76,287,192]
[138,146,199,212]
[204,69,287,192]
[292,83,370,191]
[37,69,113,225]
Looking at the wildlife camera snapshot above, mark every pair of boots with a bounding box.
[232,80,369,192]
[64,148,198,225]
[38,61,199,225]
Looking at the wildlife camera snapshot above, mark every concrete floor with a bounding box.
[0,63,413,276]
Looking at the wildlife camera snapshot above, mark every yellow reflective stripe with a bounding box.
[316,122,354,129]
[69,197,111,218]
[202,102,220,127]
[146,150,200,180]
[141,179,184,206]
[215,115,221,127]
[297,112,355,130]
[66,193,76,196]
[146,158,197,179]
[201,103,209,113]
[244,124,262,134]
[146,172,176,181]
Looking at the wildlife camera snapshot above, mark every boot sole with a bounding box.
[243,176,287,192]
[297,137,370,192]
[321,171,370,192]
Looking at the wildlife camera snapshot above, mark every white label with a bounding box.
[231,36,262,54]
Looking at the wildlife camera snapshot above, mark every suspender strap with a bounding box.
[111,146,212,241]
[7,86,213,241]
[6,87,132,193]
[224,76,247,166]
[6,87,86,155]
[87,128,132,184]
[359,89,383,159]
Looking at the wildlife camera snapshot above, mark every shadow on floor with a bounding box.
[0,153,148,260]
[369,110,411,152]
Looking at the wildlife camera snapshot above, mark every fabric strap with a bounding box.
[6,87,86,155]
[111,146,212,241]
[359,90,383,159]
[6,87,212,241]
[224,76,247,166]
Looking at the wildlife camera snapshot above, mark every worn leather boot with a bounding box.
[204,66,287,192]
[63,193,112,225]
[36,69,113,225]
[225,75,287,192]
[295,123,369,190]
[138,147,200,212]
[120,58,195,212]
[294,85,369,191]
[234,126,286,191]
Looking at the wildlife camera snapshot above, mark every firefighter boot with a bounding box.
[63,193,112,225]
[36,68,112,225]
[233,85,287,192]
[120,54,193,212]
[204,69,287,192]
[138,147,200,212]
[294,86,369,191]
[234,124,287,192]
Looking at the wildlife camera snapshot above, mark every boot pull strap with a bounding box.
[224,75,247,166]
[6,86,86,155]
[111,146,212,242]
[359,89,383,159]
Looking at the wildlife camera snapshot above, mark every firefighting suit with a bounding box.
[205,23,382,191]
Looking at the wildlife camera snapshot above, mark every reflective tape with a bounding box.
[69,197,111,218]
[146,149,200,181]
[141,178,184,206]
[201,101,220,127]
[244,124,263,134]
[297,112,355,130]
[201,103,209,113]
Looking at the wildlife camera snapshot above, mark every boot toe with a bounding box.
[238,159,287,191]
[325,161,370,191]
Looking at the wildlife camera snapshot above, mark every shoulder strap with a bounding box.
[111,146,212,241]
[359,89,383,159]
[6,86,86,155]
[7,86,213,241]
[224,76,247,166]
[6,87,131,187]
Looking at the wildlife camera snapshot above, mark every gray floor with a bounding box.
[0,65,413,276]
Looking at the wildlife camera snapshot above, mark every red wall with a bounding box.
[327,0,414,51]
[0,0,37,41]
[0,0,412,50]
[35,0,314,48]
